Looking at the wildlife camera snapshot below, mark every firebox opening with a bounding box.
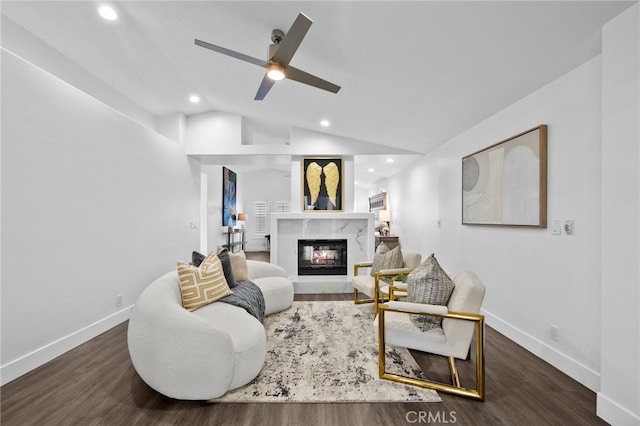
[298,239,347,276]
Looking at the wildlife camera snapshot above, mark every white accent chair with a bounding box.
[127,260,293,400]
[375,271,486,400]
[352,250,422,314]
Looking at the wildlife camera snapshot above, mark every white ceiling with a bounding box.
[1,1,634,186]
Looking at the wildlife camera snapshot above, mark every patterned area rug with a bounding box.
[213,301,441,403]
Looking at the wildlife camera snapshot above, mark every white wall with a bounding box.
[355,185,373,213]
[202,165,222,253]
[384,56,605,390]
[186,111,243,155]
[598,4,640,425]
[1,50,200,384]
[242,169,291,251]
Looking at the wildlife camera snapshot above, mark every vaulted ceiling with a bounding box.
[1,1,634,185]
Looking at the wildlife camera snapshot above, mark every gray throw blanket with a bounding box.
[220,281,265,323]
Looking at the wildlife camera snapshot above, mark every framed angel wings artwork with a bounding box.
[302,157,343,212]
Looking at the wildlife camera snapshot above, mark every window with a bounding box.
[253,201,268,236]
[274,200,291,212]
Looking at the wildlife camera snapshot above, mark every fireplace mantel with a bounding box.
[269,213,374,290]
[271,212,374,221]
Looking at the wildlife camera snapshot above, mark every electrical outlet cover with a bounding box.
[564,220,575,235]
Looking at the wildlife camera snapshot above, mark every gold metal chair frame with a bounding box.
[387,283,407,301]
[353,263,414,314]
[377,303,486,400]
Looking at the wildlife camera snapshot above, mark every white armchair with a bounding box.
[352,250,422,314]
[376,271,486,400]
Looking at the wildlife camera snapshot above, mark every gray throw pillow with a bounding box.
[407,254,455,331]
[191,250,206,267]
[216,247,237,288]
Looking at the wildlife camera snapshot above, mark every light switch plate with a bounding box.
[551,220,561,235]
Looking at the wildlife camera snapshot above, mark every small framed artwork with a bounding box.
[368,192,387,212]
[462,125,547,227]
[222,166,237,227]
[302,157,343,211]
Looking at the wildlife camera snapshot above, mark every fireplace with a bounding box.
[297,239,348,275]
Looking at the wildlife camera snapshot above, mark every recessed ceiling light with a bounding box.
[189,95,201,103]
[386,158,394,163]
[320,119,330,127]
[98,5,118,21]
[368,168,375,172]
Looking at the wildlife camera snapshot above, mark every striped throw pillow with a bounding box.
[177,254,233,311]
[370,244,404,276]
[407,254,455,331]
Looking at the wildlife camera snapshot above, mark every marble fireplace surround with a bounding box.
[269,213,375,293]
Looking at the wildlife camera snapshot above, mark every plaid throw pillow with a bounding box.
[407,254,455,331]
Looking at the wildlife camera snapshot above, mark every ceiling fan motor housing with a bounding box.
[269,29,285,60]
[271,29,285,44]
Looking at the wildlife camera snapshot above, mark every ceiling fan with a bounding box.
[195,12,341,100]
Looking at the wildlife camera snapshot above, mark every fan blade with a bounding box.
[254,74,276,100]
[195,39,268,68]
[271,13,313,66]
[286,66,341,94]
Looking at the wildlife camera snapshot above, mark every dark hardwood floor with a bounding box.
[1,252,607,425]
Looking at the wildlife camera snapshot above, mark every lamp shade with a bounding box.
[379,210,391,222]
[237,213,247,221]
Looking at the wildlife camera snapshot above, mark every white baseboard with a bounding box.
[482,308,600,392]
[1,306,133,386]
[597,392,640,425]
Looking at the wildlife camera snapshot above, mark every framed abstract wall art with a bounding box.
[222,166,237,227]
[302,157,343,211]
[462,125,547,228]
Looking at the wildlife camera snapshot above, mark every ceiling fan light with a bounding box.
[267,64,285,81]
[98,6,118,21]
